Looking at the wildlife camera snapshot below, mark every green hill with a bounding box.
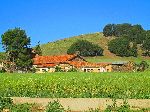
[40,32,150,64]
[41,32,113,56]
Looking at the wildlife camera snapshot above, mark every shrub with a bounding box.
[137,61,149,72]
[67,68,78,72]
[105,99,130,112]
[10,103,31,112]
[46,100,65,112]
[0,97,13,110]
[0,68,6,73]
[55,66,63,72]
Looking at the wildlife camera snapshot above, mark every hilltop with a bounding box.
[41,32,115,56]
[40,32,150,64]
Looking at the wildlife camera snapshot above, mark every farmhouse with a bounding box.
[33,54,112,73]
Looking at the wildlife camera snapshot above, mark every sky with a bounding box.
[0,0,150,51]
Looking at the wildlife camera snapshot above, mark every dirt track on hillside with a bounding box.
[12,97,150,111]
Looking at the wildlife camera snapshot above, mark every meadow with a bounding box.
[0,72,150,99]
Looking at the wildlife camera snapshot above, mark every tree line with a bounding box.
[103,23,150,57]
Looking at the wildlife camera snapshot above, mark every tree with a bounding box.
[113,23,132,37]
[1,28,32,72]
[128,25,145,44]
[108,37,137,57]
[103,24,114,37]
[35,41,42,56]
[103,23,132,37]
[142,31,150,56]
[67,40,103,56]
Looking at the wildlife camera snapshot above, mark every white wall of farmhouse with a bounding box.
[81,67,107,73]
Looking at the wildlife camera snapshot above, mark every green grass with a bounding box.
[0,72,150,98]
[40,32,109,55]
[40,32,150,66]
[85,56,150,64]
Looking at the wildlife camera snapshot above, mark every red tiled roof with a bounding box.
[33,54,111,68]
[33,54,76,65]
[68,61,111,68]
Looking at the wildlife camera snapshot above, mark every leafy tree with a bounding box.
[16,48,33,72]
[1,28,32,72]
[35,41,42,56]
[67,40,103,56]
[103,23,132,37]
[142,31,150,56]
[108,37,137,57]
[103,24,114,37]
[113,23,132,37]
[128,25,145,44]
[103,24,145,44]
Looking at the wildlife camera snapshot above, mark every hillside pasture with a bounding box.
[85,56,150,65]
[0,72,150,99]
[40,33,113,56]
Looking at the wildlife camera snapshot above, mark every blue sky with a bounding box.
[0,0,150,51]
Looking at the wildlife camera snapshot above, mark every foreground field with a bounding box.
[0,72,150,98]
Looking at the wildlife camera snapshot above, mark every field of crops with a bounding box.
[0,72,150,99]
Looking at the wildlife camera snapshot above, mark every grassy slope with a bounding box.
[40,32,150,64]
[41,32,113,56]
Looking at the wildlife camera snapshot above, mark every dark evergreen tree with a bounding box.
[35,41,42,56]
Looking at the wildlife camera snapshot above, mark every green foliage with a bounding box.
[86,108,101,112]
[35,41,42,56]
[105,99,130,112]
[128,25,145,44]
[103,23,145,43]
[103,23,132,37]
[55,66,63,72]
[46,100,65,112]
[67,40,103,56]
[142,31,150,56]
[0,97,13,110]
[16,48,33,72]
[108,38,137,57]
[113,23,132,37]
[1,28,32,72]
[0,52,6,60]
[103,24,115,37]
[104,24,146,57]
[0,72,150,98]
[67,68,78,72]
[10,103,31,112]
[40,33,104,56]
[0,68,6,73]
[137,61,149,72]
